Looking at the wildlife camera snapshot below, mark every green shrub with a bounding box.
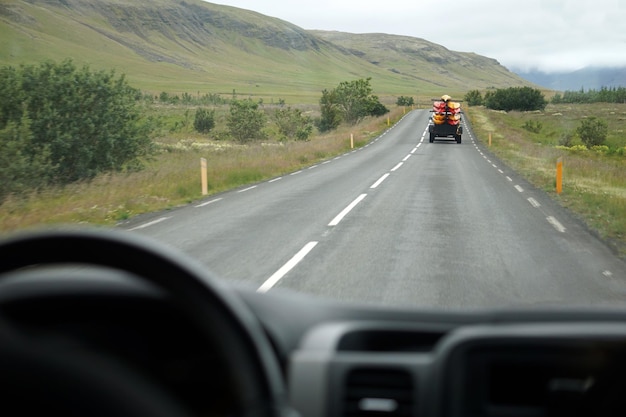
[576,117,608,147]
[522,120,543,133]
[227,99,267,143]
[396,96,414,106]
[319,78,388,129]
[273,107,314,141]
[464,90,483,106]
[0,59,153,189]
[193,108,215,134]
[484,87,547,111]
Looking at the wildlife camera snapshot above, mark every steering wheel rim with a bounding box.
[0,228,289,417]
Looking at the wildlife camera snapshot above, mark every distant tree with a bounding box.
[553,87,626,104]
[318,78,388,130]
[335,78,387,124]
[193,108,215,134]
[464,90,483,106]
[576,117,608,147]
[484,87,547,111]
[273,107,313,141]
[396,96,414,106]
[227,99,267,143]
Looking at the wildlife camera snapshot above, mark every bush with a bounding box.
[273,107,314,141]
[317,89,342,132]
[555,145,588,153]
[576,117,608,147]
[396,96,414,106]
[0,59,153,188]
[591,145,609,154]
[193,108,215,134]
[522,120,543,133]
[484,87,547,111]
[558,131,575,147]
[464,90,483,106]
[0,116,54,200]
[227,99,267,143]
[319,78,388,129]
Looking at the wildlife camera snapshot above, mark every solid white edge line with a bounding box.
[329,194,367,226]
[195,198,223,208]
[257,241,319,293]
[128,217,171,231]
[371,173,390,189]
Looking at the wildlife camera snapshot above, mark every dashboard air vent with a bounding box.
[343,368,414,417]
[338,329,445,352]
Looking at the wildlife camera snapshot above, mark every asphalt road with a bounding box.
[123,110,626,309]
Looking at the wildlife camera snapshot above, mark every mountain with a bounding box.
[515,67,626,91]
[310,31,526,92]
[0,0,531,100]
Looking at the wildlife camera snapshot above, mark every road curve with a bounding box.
[123,110,626,309]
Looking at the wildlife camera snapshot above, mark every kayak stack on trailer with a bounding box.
[429,94,463,143]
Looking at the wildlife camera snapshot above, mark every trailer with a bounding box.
[429,95,463,144]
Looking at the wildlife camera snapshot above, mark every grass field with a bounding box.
[465,103,626,258]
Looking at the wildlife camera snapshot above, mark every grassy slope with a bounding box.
[0,0,531,102]
[310,31,530,93]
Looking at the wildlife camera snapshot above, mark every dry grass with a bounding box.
[0,107,405,234]
[465,104,626,257]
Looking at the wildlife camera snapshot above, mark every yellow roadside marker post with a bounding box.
[201,158,208,196]
[556,157,563,194]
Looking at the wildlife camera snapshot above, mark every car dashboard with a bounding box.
[0,230,625,417]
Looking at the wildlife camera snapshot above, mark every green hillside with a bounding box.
[1,0,531,102]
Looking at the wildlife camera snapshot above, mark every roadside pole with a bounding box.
[201,158,208,195]
[556,157,563,194]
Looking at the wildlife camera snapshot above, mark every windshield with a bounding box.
[1,0,625,309]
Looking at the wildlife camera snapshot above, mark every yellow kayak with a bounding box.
[432,114,446,124]
[447,101,461,111]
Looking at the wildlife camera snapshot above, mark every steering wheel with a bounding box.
[0,229,290,417]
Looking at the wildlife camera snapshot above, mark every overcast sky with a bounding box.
[210,0,626,73]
